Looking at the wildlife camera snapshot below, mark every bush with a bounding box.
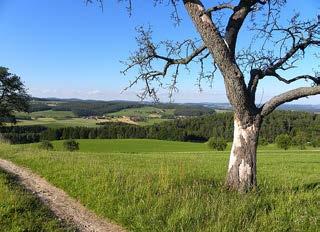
[293,131,307,150]
[63,139,79,152]
[310,137,320,148]
[258,138,269,146]
[275,134,291,150]
[38,140,53,150]
[207,137,227,151]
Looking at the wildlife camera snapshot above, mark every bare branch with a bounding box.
[242,12,320,101]
[266,73,320,85]
[85,0,104,11]
[121,26,213,101]
[204,3,236,15]
[261,85,320,116]
[264,39,320,75]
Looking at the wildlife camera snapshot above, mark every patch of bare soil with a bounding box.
[0,159,126,232]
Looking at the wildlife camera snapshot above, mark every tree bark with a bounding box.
[226,114,262,192]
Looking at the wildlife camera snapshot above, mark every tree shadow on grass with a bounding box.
[293,182,320,192]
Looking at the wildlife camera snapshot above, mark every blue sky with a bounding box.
[0,0,319,104]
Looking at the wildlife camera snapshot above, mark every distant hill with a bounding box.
[192,102,320,113]
[31,97,320,114]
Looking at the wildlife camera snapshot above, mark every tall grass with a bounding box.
[0,142,319,231]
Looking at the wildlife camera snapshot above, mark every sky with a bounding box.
[0,0,319,104]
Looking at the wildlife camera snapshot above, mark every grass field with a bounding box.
[16,110,75,119]
[31,139,317,153]
[1,140,319,231]
[13,116,167,128]
[13,110,105,128]
[107,106,174,125]
[14,118,102,128]
[46,139,212,153]
[107,106,175,118]
[13,107,172,127]
[0,169,75,231]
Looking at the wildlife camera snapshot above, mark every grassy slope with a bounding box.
[15,118,101,128]
[14,107,173,127]
[0,169,75,232]
[1,142,319,231]
[30,110,75,119]
[14,110,102,128]
[107,106,174,125]
[107,107,175,117]
[16,110,75,119]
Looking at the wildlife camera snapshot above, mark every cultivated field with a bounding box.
[0,140,319,231]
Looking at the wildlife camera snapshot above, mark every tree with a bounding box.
[63,139,80,152]
[88,1,320,192]
[0,67,30,124]
[293,131,307,150]
[310,137,320,148]
[276,134,291,150]
[207,137,227,151]
[38,140,54,150]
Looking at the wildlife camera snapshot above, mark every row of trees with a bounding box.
[1,111,319,145]
[0,125,47,144]
[276,133,320,150]
[38,111,319,143]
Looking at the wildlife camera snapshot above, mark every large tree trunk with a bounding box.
[226,115,262,192]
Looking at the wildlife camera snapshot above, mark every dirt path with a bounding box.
[0,158,126,232]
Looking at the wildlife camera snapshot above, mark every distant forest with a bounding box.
[1,111,319,144]
[29,98,215,117]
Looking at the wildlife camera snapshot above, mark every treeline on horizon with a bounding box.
[29,99,215,117]
[1,111,319,145]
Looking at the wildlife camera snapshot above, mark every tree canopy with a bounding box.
[0,67,30,124]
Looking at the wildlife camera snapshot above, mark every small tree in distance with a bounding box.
[310,137,320,148]
[207,137,227,151]
[293,131,307,150]
[63,139,80,152]
[276,134,291,150]
[38,140,54,151]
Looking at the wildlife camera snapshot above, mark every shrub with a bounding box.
[310,137,320,148]
[275,134,291,150]
[258,138,269,146]
[207,137,227,151]
[63,139,79,152]
[293,132,307,150]
[38,140,54,150]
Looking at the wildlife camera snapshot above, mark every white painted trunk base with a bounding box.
[226,118,259,190]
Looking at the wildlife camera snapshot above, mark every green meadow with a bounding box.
[15,118,101,128]
[107,106,175,118]
[0,140,319,231]
[17,110,76,119]
[31,139,317,153]
[48,139,212,153]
